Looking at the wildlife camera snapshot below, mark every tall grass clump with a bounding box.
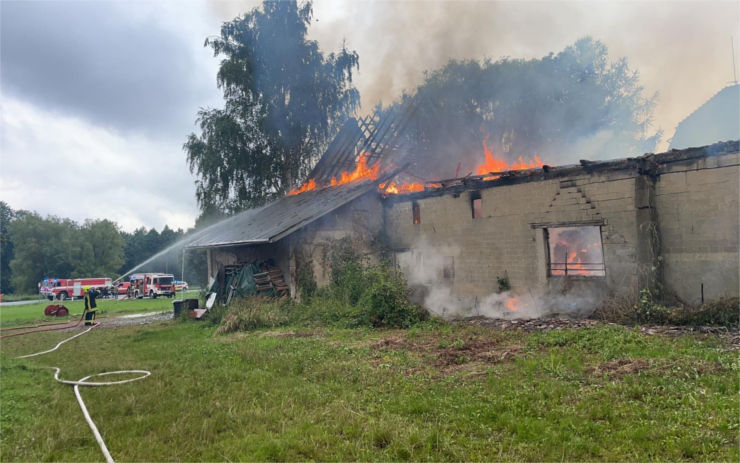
[215,296,289,335]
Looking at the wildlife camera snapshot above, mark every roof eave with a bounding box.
[185,238,272,250]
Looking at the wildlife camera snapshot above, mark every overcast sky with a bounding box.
[1,0,737,232]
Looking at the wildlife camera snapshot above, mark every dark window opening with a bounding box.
[443,256,455,280]
[471,191,482,219]
[412,202,421,224]
[546,226,605,277]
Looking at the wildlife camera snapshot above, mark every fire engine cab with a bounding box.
[40,277,112,300]
[128,273,175,298]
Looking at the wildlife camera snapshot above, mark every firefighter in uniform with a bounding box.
[83,286,99,326]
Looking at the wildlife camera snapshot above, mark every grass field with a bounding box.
[1,306,737,462]
[0,291,200,327]
[0,293,47,303]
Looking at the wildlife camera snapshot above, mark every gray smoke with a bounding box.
[207,1,738,171]
[302,0,738,152]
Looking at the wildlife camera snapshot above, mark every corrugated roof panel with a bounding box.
[185,181,378,249]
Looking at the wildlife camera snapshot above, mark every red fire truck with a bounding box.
[40,277,112,300]
[128,273,175,298]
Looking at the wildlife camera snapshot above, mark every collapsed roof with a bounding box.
[185,104,417,249]
[383,140,740,202]
[184,86,739,250]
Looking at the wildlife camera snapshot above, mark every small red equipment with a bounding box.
[44,304,69,317]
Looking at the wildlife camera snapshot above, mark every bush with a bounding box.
[296,259,317,301]
[215,296,289,335]
[635,289,671,324]
[358,267,428,328]
[328,237,367,305]
[673,297,739,327]
[290,292,363,327]
[592,293,739,328]
[292,239,428,329]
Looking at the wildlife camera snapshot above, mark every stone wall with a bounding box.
[205,192,383,298]
[285,191,384,295]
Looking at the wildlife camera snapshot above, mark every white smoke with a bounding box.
[399,237,603,320]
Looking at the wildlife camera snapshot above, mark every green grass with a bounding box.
[0,291,200,327]
[0,293,47,303]
[1,316,737,462]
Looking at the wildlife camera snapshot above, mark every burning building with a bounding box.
[186,107,739,316]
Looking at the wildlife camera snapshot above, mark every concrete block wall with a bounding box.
[383,170,642,302]
[656,152,740,304]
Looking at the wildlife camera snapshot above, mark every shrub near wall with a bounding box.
[359,267,428,328]
[213,238,428,334]
[591,292,739,328]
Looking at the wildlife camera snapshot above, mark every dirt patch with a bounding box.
[586,357,722,380]
[462,317,604,331]
[372,333,523,375]
[586,358,651,379]
[260,330,321,338]
[433,338,521,368]
[372,333,412,350]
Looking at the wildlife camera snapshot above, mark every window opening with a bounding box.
[412,202,421,225]
[547,226,605,277]
[471,191,482,219]
[443,256,455,280]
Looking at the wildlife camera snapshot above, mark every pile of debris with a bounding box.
[213,260,289,305]
[460,316,604,331]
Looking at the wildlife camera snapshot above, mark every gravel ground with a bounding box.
[100,311,174,327]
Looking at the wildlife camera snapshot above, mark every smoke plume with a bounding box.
[210,0,739,153]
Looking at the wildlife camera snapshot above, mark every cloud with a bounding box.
[0,96,198,232]
[0,0,221,138]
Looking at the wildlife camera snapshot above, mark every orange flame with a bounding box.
[506,298,519,311]
[288,178,316,196]
[567,251,588,275]
[330,153,379,186]
[288,153,379,196]
[550,229,603,277]
[379,181,426,195]
[476,135,543,177]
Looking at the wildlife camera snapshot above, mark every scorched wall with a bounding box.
[382,148,739,310]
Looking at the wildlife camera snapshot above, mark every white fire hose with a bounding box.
[15,324,150,463]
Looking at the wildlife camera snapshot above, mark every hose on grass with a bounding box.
[15,322,97,358]
[0,313,85,338]
[13,322,151,463]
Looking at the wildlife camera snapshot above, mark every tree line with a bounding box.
[0,201,205,294]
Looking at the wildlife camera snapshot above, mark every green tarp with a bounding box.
[220,263,263,304]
